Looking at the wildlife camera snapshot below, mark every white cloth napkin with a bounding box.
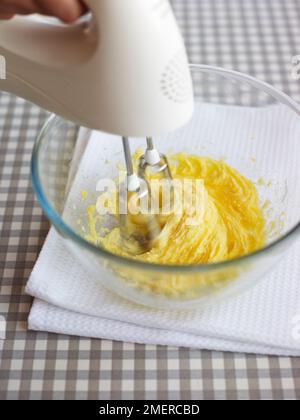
[26,103,300,356]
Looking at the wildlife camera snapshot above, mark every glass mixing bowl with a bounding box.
[31,65,300,309]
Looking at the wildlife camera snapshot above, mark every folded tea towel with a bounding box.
[26,103,300,356]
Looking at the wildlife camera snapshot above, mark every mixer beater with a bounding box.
[139,138,173,181]
[120,137,168,254]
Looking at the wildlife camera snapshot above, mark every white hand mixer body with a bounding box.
[0,0,195,253]
[0,0,194,137]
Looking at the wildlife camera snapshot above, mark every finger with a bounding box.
[35,0,86,23]
[0,0,37,15]
[0,13,16,20]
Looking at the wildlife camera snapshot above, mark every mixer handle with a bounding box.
[0,0,101,68]
[0,0,195,136]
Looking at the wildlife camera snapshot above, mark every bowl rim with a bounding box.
[31,64,300,272]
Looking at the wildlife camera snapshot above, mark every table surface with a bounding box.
[1,0,300,400]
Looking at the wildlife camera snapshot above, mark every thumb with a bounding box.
[0,14,15,19]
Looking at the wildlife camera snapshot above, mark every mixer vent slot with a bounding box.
[161,51,192,103]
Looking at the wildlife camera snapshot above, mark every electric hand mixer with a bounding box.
[0,0,194,253]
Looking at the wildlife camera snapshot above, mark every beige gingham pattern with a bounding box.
[0,0,300,400]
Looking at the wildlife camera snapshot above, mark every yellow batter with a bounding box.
[84,152,266,266]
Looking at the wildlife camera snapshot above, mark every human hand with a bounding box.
[0,0,87,23]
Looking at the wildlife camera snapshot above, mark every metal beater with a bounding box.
[120,137,163,254]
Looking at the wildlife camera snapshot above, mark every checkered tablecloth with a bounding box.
[1,0,300,400]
